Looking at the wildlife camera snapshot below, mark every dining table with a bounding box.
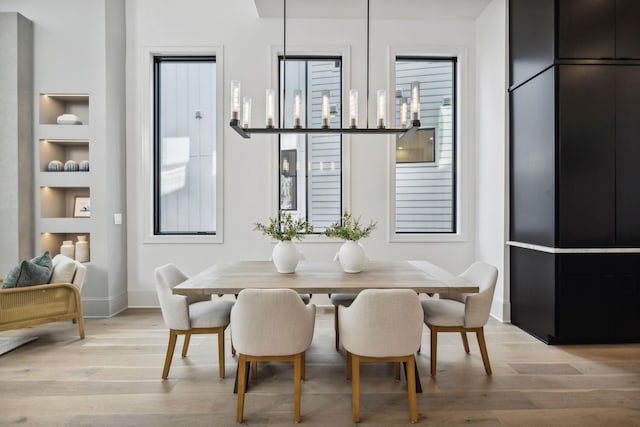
[172,259,479,296]
[172,259,479,394]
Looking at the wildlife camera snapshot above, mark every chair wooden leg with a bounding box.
[293,352,302,423]
[301,351,306,380]
[182,333,191,357]
[406,355,418,423]
[218,330,226,378]
[346,351,352,380]
[430,326,438,377]
[395,362,401,381]
[334,306,340,350]
[77,316,86,339]
[251,360,258,380]
[231,339,236,356]
[460,331,470,353]
[351,354,360,423]
[162,330,178,379]
[236,354,247,423]
[476,327,492,375]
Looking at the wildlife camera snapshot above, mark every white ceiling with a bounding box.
[254,0,494,20]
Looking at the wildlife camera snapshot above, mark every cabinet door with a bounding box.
[615,66,640,245]
[616,0,640,58]
[557,0,615,59]
[558,66,615,247]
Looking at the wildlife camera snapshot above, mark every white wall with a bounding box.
[125,0,484,306]
[475,0,509,321]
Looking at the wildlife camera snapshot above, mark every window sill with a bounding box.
[143,234,223,244]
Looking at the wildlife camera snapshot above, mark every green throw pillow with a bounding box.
[1,251,53,289]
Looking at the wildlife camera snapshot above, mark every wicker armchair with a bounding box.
[0,255,86,339]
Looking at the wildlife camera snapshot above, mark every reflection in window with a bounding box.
[395,57,456,233]
[279,57,342,232]
[154,57,217,234]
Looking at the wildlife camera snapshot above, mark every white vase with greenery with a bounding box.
[325,211,377,273]
[254,211,313,274]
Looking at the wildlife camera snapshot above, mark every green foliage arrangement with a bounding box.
[324,210,377,241]
[253,211,314,241]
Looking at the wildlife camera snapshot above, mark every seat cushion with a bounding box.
[330,293,357,306]
[2,251,53,289]
[189,299,234,328]
[422,299,465,327]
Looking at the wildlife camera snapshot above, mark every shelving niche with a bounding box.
[39,93,89,125]
[40,232,91,262]
[40,139,89,172]
[40,186,90,218]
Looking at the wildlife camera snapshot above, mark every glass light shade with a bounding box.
[400,98,408,129]
[265,89,275,128]
[242,96,252,128]
[293,89,302,128]
[349,89,358,128]
[230,80,241,121]
[410,81,420,121]
[321,90,330,128]
[377,89,387,128]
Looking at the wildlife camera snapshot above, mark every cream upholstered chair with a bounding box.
[339,289,424,423]
[329,293,356,349]
[231,288,316,423]
[154,263,234,379]
[422,261,498,377]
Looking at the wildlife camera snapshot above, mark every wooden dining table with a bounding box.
[172,259,479,296]
[172,259,479,394]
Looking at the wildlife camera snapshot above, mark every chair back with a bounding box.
[459,262,498,328]
[231,288,316,356]
[339,289,423,357]
[154,264,190,330]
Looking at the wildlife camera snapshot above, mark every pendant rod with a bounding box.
[282,0,286,128]
[366,0,370,129]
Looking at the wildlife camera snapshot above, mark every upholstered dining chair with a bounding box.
[422,261,498,377]
[329,293,357,350]
[231,288,316,423]
[154,263,234,379]
[339,289,424,423]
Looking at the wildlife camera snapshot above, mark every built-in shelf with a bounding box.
[40,232,90,262]
[39,93,89,125]
[40,186,90,219]
[40,139,89,172]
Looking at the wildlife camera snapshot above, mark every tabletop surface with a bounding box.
[173,260,478,295]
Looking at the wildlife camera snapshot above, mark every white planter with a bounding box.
[272,240,303,273]
[336,240,367,273]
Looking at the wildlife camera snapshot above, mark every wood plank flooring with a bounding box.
[0,308,639,426]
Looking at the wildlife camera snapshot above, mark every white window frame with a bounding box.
[268,44,352,243]
[141,45,224,244]
[387,45,469,243]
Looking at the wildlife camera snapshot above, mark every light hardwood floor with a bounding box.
[1,308,639,426]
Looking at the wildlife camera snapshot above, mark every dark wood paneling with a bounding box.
[557,0,615,59]
[510,247,556,343]
[510,68,556,246]
[615,66,640,245]
[509,0,555,87]
[615,0,640,58]
[558,65,615,247]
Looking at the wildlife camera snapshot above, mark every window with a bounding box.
[153,56,218,235]
[279,56,342,232]
[394,57,457,233]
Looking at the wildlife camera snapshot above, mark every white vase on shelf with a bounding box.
[75,235,89,263]
[60,240,74,259]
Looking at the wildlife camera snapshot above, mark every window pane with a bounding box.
[154,57,217,234]
[395,58,456,233]
[279,58,342,232]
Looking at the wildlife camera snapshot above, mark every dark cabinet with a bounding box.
[557,0,615,59]
[557,65,616,247]
[615,0,640,58]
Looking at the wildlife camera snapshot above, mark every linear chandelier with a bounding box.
[229,0,422,140]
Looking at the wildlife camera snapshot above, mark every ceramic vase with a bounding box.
[272,240,303,273]
[75,235,89,262]
[64,160,79,171]
[335,240,367,273]
[60,240,74,259]
[47,160,64,172]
